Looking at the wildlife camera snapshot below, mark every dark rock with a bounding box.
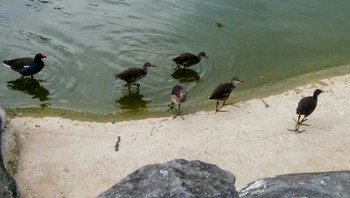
[97,159,239,198]
[238,171,350,198]
[0,107,19,198]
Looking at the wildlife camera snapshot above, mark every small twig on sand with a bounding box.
[114,136,121,152]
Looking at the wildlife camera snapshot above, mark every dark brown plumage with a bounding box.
[209,77,244,112]
[172,52,208,68]
[115,62,155,91]
[289,89,324,133]
[168,85,187,119]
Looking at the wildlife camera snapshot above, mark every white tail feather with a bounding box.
[3,63,11,68]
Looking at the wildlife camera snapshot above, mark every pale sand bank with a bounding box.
[11,74,350,198]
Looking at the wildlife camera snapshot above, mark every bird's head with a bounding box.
[231,77,244,86]
[198,52,208,59]
[180,89,187,98]
[143,62,156,69]
[35,53,47,60]
[313,89,324,98]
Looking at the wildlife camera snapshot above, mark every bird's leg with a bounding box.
[173,104,184,120]
[221,100,227,109]
[289,124,306,133]
[299,116,309,126]
[288,115,306,133]
[20,76,27,86]
[214,101,219,113]
[293,115,301,124]
[216,101,228,112]
[31,75,34,79]
[167,102,174,112]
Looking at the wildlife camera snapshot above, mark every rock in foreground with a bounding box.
[0,107,19,198]
[238,171,350,198]
[98,159,239,198]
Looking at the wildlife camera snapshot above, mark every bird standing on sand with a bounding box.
[115,62,156,91]
[168,85,187,119]
[289,89,324,133]
[172,52,208,68]
[209,77,244,112]
[3,53,47,78]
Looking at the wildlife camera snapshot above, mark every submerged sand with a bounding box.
[11,74,350,198]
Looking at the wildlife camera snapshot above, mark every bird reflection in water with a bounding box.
[115,89,150,110]
[7,78,50,101]
[171,68,200,83]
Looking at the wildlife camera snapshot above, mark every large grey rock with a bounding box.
[238,171,350,198]
[98,159,239,198]
[0,107,19,198]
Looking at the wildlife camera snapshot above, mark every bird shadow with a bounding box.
[171,68,200,83]
[7,78,50,101]
[115,89,150,110]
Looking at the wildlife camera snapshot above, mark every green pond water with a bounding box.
[1,0,350,120]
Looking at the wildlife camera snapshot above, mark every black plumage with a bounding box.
[168,85,187,119]
[115,62,155,91]
[172,52,208,68]
[209,77,244,112]
[3,53,47,77]
[289,89,324,133]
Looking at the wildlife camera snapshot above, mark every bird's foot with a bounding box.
[173,112,184,120]
[299,119,308,125]
[287,128,306,133]
[288,124,306,133]
[215,108,227,114]
[226,100,241,108]
[293,118,309,126]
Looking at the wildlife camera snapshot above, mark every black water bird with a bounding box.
[3,53,47,78]
[172,52,208,68]
[209,77,244,112]
[289,89,324,133]
[115,62,155,91]
[168,85,187,119]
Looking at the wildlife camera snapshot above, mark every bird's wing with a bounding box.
[116,68,144,79]
[209,83,233,100]
[3,57,33,71]
[296,97,317,115]
[172,53,196,62]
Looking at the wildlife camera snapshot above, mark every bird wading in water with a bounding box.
[172,52,208,69]
[115,62,156,92]
[3,53,47,79]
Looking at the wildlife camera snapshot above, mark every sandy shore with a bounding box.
[11,74,350,198]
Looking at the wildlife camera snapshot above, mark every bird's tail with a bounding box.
[3,60,11,68]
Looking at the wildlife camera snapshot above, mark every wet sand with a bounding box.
[11,74,350,198]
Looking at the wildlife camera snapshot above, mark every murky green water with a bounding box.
[1,0,350,118]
